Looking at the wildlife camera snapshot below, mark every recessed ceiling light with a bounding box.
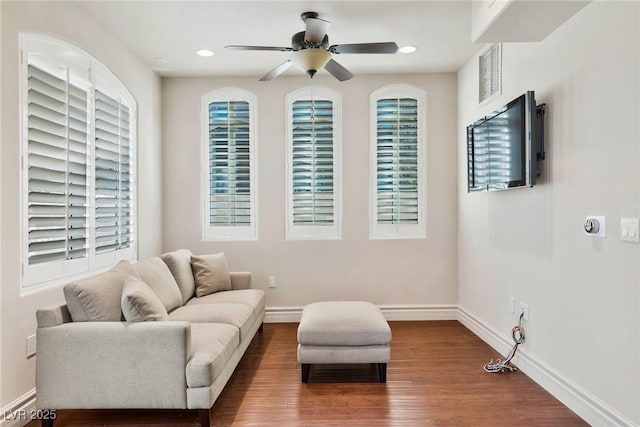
[196,49,214,57]
[399,46,417,54]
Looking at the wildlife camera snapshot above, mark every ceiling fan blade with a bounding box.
[330,42,398,54]
[259,60,294,81]
[304,17,330,44]
[324,59,353,82]
[225,45,292,52]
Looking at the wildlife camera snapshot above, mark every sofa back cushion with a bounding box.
[129,257,183,312]
[63,261,132,322]
[121,277,170,322]
[160,249,195,304]
[191,253,232,297]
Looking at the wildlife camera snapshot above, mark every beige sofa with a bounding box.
[35,249,265,427]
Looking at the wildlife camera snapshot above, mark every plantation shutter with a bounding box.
[26,64,89,265]
[208,101,251,226]
[95,90,134,254]
[291,99,334,225]
[376,97,419,225]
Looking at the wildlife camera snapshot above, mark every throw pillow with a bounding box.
[128,257,183,312]
[64,266,131,322]
[160,249,195,304]
[191,253,231,297]
[121,276,169,322]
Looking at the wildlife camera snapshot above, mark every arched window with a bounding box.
[201,88,257,240]
[20,33,137,288]
[286,86,341,240]
[369,84,426,239]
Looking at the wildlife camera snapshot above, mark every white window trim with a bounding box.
[19,33,137,291]
[285,86,342,240]
[369,84,427,240]
[200,87,258,241]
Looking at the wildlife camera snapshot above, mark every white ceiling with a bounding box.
[78,1,484,78]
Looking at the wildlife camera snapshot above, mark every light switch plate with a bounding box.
[621,218,639,242]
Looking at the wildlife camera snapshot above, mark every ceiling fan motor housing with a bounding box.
[291,31,329,51]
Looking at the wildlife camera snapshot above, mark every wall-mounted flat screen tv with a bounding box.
[467,91,545,192]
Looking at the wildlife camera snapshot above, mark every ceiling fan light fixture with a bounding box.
[291,49,331,78]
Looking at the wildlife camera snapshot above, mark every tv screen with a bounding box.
[467,92,540,192]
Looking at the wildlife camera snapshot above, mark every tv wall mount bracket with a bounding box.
[536,103,547,164]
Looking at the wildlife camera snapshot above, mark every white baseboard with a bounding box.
[265,304,458,323]
[380,304,458,321]
[1,389,36,427]
[264,306,303,323]
[457,306,635,427]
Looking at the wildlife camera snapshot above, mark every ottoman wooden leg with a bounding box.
[301,364,311,383]
[378,363,387,383]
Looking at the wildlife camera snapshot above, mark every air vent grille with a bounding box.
[479,43,502,104]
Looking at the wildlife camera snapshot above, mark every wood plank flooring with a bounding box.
[29,321,587,426]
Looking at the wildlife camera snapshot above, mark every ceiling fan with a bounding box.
[225,11,398,82]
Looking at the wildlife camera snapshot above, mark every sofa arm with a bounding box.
[36,304,72,328]
[229,272,251,290]
[37,321,191,410]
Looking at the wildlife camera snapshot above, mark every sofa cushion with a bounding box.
[160,249,195,304]
[191,253,231,297]
[129,257,183,312]
[186,289,265,320]
[121,277,170,322]
[169,303,255,341]
[63,262,132,322]
[186,323,240,388]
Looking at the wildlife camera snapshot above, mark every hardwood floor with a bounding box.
[29,321,587,426]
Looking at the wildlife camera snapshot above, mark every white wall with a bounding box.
[162,74,458,308]
[458,1,639,424]
[0,0,4,409]
[0,1,162,409]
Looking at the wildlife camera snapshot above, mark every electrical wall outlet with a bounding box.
[509,297,515,314]
[267,275,277,288]
[520,303,529,321]
[26,335,36,358]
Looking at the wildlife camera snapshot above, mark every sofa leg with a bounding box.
[301,363,310,383]
[258,322,264,334]
[199,409,211,427]
[378,363,387,383]
[42,417,55,427]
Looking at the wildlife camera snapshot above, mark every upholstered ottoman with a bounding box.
[297,301,391,383]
